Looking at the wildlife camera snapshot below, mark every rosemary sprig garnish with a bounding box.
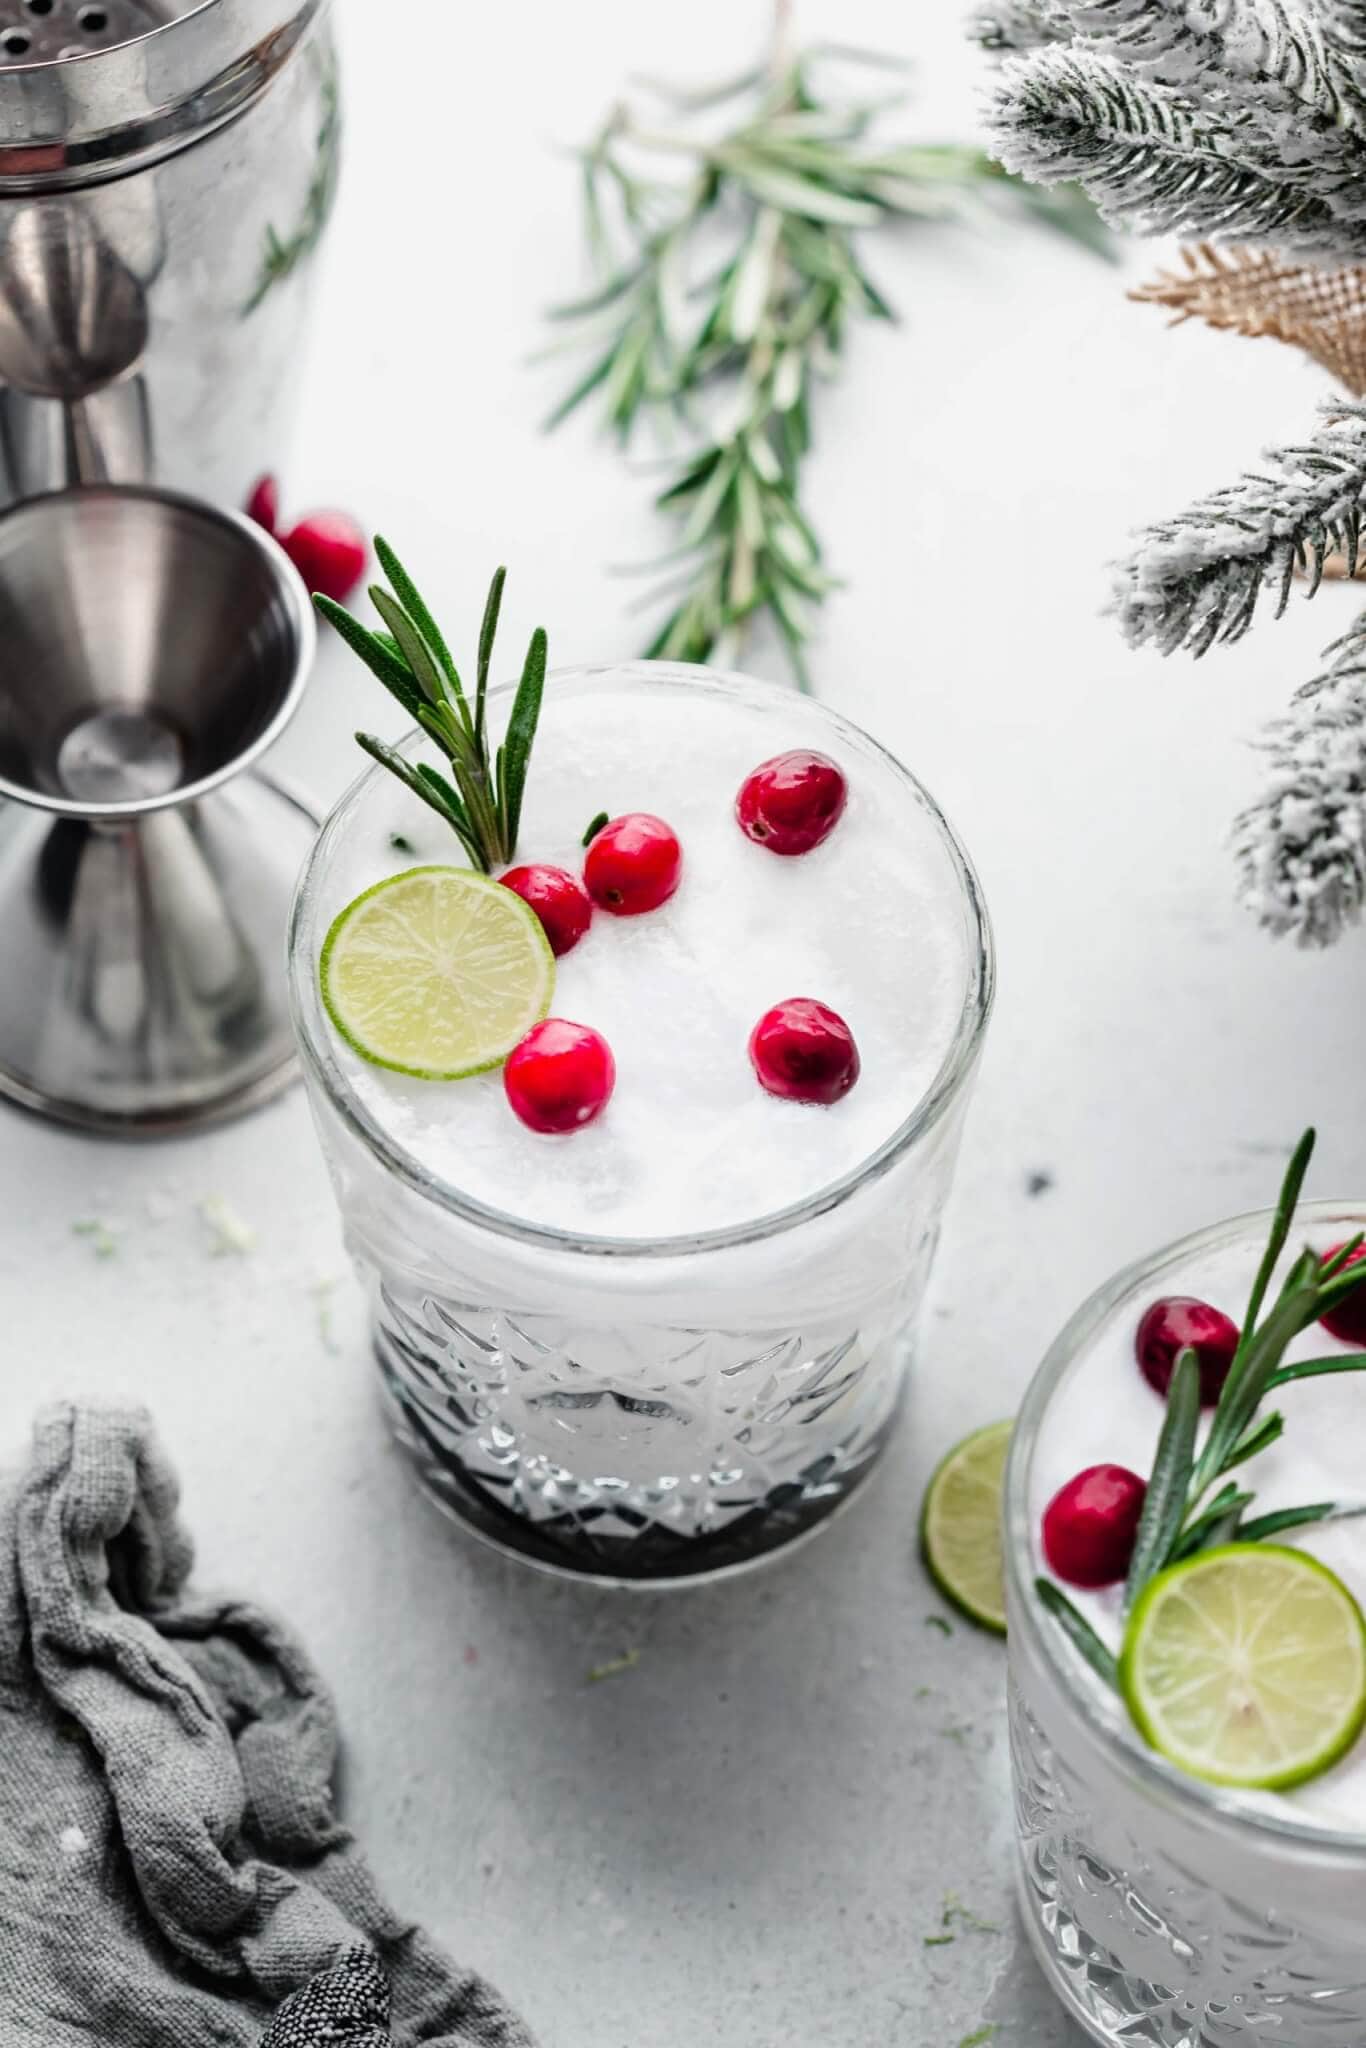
[1042,1129,1366,1683]
[314,546,546,874]
[543,15,1105,685]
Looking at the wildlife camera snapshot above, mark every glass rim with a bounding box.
[1006,1196,1366,1859]
[287,658,995,1262]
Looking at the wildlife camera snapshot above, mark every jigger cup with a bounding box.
[0,483,317,1134]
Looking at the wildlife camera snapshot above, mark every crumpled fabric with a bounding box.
[261,1949,391,2045]
[0,1403,536,2048]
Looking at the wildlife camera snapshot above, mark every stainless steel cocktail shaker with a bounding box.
[0,0,338,509]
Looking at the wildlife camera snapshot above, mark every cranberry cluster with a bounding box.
[497,750,862,1134]
[246,475,368,603]
[1043,1273,1366,1588]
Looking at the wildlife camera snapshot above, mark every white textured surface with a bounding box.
[7,2,1366,2044]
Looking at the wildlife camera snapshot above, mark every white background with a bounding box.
[6,2,1366,2043]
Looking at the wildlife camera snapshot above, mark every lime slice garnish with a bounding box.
[320,865,555,1079]
[1121,1543,1366,1791]
[921,1420,1012,1634]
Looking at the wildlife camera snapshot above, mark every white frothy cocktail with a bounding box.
[1008,1203,1366,2046]
[319,671,969,1238]
[291,660,992,1582]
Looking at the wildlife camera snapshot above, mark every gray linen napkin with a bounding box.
[0,1403,536,2048]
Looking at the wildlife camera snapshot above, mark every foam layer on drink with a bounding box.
[1031,1227,1366,1832]
[313,669,978,1240]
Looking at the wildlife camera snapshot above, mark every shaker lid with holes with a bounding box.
[0,0,316,188]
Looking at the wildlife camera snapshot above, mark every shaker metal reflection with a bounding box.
[0,0,339,509]
[0,486,317,1132]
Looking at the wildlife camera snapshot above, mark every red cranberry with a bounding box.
[500,865,592,958]
[583,814,682,915]
[246,474,280,535]
[1042,1465,1147,1589]
[749,998,860,1105]
[736,749,848,855]
[1135,1296,1240,1406]
[283,511,368,604]
[1320,1243,1366,1345]
[504,1020,615,1133]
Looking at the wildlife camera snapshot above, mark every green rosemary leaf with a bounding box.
[314,598,424,721]
[1319,1233,1365,1282]
[1199,1246,1321,1488]
[854,264,897,321]
[1237,1502,1343,1544]
[547,265,645,322]
[1267,1354,1366,1392]
[769,537,832,598]
[1125,1349,1200,1609]
[1171,1483,1251,1561]
[1172,1489,1255,1560]
[1035,1579,1118,1690]
[414,702,476,772]
[334,560,546,870]
[545,342,620,431]
[354,733,467,836]
[583,810,609,847]
[415,763,473,836]
[475,566,506,751]
[1220,1409,1284,1474]
[369,588,447,713]
[1314,1256,1366,1316]
[656,449,724,505]
[501,626,547,851]
[680,449,739,548]
[723,156,885,227]
[1240,1127,1316,1349]
[374,539,468,720]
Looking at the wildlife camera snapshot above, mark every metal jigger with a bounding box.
[0,484,317,1134]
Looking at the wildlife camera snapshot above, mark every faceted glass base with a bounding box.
[1010,1680,1366,2047]
[373,1282,905,1585]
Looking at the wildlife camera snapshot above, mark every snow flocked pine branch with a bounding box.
[980,1,1366,245]
[979,0,1366,944]
[1116,400,1366,658]
[985,46,1359,254]
[972,1,1074,53]
[1234,618,1366,945]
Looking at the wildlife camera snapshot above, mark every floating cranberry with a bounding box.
[246,474,280,535]
[283,511,368,604]
[1135,1296,1240,1406]
[736,749,848,855]
[749,998,860,1106]
[1042,1465,1147,1589]
[500,865,593,958]
[583,813,682,915]
[1319,1243,1366,1345]
[504,1020,615,1134]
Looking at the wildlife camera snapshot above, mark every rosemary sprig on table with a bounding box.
[544,26,1105,685]
[315,546,546,874]
[1039,1129,1366,1689]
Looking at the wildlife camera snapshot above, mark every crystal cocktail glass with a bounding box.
[289,662,993,1584]
[1007,1203,1366,2046]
